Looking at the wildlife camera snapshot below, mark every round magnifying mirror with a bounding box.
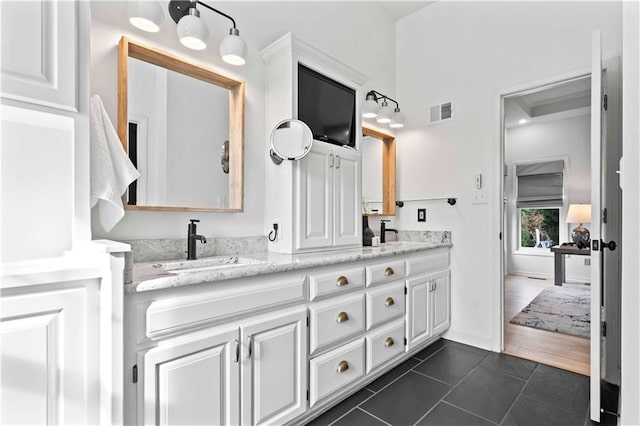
[270,119,313,164]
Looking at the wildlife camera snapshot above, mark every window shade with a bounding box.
[516,160,564,208]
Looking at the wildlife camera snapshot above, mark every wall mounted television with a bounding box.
[297,64,356,148]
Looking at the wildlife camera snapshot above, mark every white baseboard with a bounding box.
[442,328,494,352]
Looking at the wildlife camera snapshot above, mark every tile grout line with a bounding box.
[438,400,500,425]
[325,389,378,426]
[353,407,393,426]
[494,361,541,424]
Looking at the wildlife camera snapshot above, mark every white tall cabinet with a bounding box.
[1,1,123,424]
[261,33,366,253]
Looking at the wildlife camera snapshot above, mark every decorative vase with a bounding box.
[571,224,590,249]
[362,215,374,246]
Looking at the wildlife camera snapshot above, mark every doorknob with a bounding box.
[601,240,617,251]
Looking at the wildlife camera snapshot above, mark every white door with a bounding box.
[140,326,240,426]
[589,28,603,423]
[334,148,362,247]
[431,270,451,336]
[405,274,432,351]
[241,307,307,425]
[296,143,334,249]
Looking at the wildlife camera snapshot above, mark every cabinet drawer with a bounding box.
[309,293,365,353]
[309,338,365,407]
[365,260,406,287]
[366,282,405,330]
[309,267,364,301]
[406,250,449,277]
[366,320,405,373]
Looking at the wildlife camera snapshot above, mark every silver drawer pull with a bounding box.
[384,267,394,276]
[337,360,349,373]
[336,312,349,323]
[336,276,349,287]
[385,337,395,348]
[385,297,395,307]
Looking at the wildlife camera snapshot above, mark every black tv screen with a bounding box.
[298,64,356,147]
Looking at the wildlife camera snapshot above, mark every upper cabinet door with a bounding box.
[334,148,361,247]
[1,0,77,111]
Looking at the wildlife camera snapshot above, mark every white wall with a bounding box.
[90,1,397,240]
[505,115,591,282]
[394,1,622,348]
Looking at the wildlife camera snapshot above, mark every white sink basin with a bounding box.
[154,256,266,275]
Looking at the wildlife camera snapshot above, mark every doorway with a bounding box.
[501,76,593,375]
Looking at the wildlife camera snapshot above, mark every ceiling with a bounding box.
[374,1,434,22]
[504,77,592,128]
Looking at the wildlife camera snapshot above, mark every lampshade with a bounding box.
[389,107,404,128]
[566,204,591,224]
[376,100,392,124]
[220,28,247,66]
[177,8,209,50]
[362,92,379,118]
[129,1,164,33]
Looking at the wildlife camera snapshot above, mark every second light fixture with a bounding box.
[362,90,404,128]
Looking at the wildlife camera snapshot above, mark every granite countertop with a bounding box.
[130,241,451,293]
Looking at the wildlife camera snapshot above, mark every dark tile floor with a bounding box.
[306,338,618,426]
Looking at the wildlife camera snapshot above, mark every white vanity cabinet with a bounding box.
[137,306,307,426]
[296,143,361,251]
[405,250,451,351]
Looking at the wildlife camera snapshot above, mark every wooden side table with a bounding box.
[550,245,591,286]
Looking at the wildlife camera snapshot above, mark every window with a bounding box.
[520,208,560,248]
[515,159,564,249]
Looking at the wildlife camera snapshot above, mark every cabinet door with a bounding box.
[140,327,240,426]
[296,143,334,250]
[430,270,451,336]
[241,307,307,426]
[405,274,432,351]
[0,283,98,425]
[0,0,77,110]
[333,148,361,246]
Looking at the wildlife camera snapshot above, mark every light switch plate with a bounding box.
[417,208,426,222]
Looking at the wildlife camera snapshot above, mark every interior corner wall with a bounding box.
[394,1,622,348]
[505,115,591,282]
[89,1,396,241]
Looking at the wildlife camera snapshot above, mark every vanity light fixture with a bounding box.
[128,1,164,33]
[168,0,247,65]
[362,90,404,128]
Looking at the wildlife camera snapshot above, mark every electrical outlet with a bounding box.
[584,258,591,266]
[472,190,488,204]
[417,208,426,222]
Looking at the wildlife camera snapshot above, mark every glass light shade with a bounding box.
[220,29,247,65]
[376,101,392,124]
[128,1,164,32]
[362,98,379,118]
[389,108,404,128]
[566,204,591,224]
[177,13,209,50]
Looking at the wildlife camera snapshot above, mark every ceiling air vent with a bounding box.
[429,101,454,125]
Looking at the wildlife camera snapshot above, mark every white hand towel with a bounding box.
[90,95,139,232]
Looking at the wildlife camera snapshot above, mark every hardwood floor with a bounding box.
[503,274,590,376]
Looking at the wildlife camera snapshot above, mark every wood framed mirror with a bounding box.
[118,36,245,212]
[361,125,396,216]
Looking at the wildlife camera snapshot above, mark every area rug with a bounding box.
[510,286,590,338]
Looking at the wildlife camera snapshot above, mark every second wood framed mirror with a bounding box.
[361,125,396,216]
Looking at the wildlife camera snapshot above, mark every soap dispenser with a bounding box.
[362,215,374,246]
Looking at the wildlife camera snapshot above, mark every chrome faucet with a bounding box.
[380,219,398,244]
[187,219,207,260]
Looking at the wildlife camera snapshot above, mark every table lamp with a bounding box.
[567,204,591,249]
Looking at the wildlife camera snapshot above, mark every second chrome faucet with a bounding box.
[187,219,207,260]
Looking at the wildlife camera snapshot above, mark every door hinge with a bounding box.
[132,365,138,383]
[499,232,502,240]
[602,322,607,337]
[603,94,608,111]
[603,208,608,224]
